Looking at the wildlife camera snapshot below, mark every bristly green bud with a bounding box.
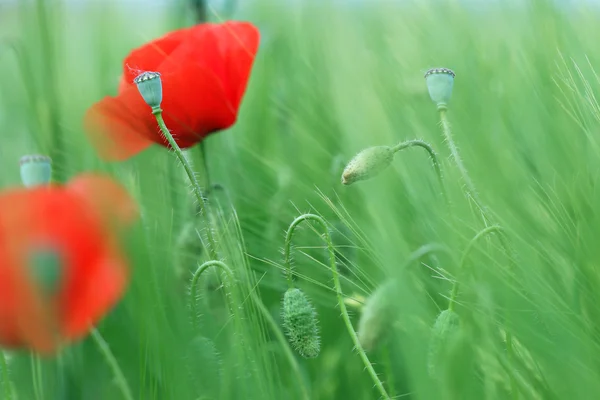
[19,155,52,187]
[357,280,399,352]
[341,146,395,185]
[134,71,163,111]
[427,309,460,377]
[282,288,320,358]
[424,68,455,110]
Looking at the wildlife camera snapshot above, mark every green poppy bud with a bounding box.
[134,71,163,111]
[427,309,460,377]
[341,146,395,185]
[357,280,399,352]
[19,155,52,187]
[424,68,455,110]
[282,288,320,358]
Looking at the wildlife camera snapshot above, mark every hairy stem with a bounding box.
[392,139,448,205]
[154,109,217,259]
[284,214,390,399]
[189,260,310,400]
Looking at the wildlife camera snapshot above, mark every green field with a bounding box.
[2,0,600,399]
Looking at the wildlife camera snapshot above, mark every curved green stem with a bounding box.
[189,260,310,400]
[401,243,455,270]
[0,352,12,400]
[153,109,217,259]
[34,0,65,183]
[90,328,134,400]
[392,139,448,205]
[448,225,503,311]
[190,260,235,324]
[284,214,390,399]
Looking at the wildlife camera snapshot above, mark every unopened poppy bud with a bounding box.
[19,155,52,187]
[357,280,399,352]
[282,288,320,358]
[427,309,460,377]
[341,146,395,185]
[134,71,163,111]
[424,68,455,110]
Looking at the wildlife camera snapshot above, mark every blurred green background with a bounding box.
[2,0,600,399]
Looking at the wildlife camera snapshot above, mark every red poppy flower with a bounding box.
[84,21,260,161]
[0,174,137,353]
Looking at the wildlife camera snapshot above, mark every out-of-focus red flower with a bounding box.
[84,21,260,161]
[0,174,137,353]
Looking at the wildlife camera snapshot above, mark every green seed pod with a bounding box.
[341,146,395,185]
[185,336,222,397]
[19,155,52,187]
[427,309,460,377]
[424,68,455,110]
[357,280,399,352]
[134,71,163,110]
[282,288,320,358]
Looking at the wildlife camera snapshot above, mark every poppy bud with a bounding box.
[357,280,399,352]
[133,71,163,111]
[282,288,320,358]
[19,155,52,187]
[341,146,395,185]
[427,309,460,377]
[424,68,455,110]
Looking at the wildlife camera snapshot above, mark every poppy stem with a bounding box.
[284,213,390,400]
[0,352,13,400]
[189,260,311,400]
[90,328,134,400]
[438,109,519,399]
[391,139,448,206]
[153,109,218,259]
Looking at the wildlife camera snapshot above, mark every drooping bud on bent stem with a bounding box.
[282,288,320,358]
[283,213,390,399]
[341,139,447,205]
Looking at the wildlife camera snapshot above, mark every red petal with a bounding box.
[0,186,130,352]
[84,89,156,161]
[66,174,138,228]
[155,22,261,142]
[122,27,192,85]
[60,254,128,340]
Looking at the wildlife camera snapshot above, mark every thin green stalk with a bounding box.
[153,109,217,259]
[30,354,42,400]
[448,225,504,311]
[0,352,12,400]
[34,0,65,182]
[91,328,134,400]
[284,214,390,399]
[392,139,448,205]
[189,260,310,400]
[438,110,482,212]
[438,109,518,399]
[199,141,212,189]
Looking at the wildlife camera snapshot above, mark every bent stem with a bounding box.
[392,139,448,205]
[90,328,134,400]
[284,214,390,399]
[447,225,518,400]
[1,352,12,400]
[153,109,217,259]
[189,260,310,400]
[189,260,235,325]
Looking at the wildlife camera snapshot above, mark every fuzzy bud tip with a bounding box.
[341,146,395,185]
[282,288,321,358]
